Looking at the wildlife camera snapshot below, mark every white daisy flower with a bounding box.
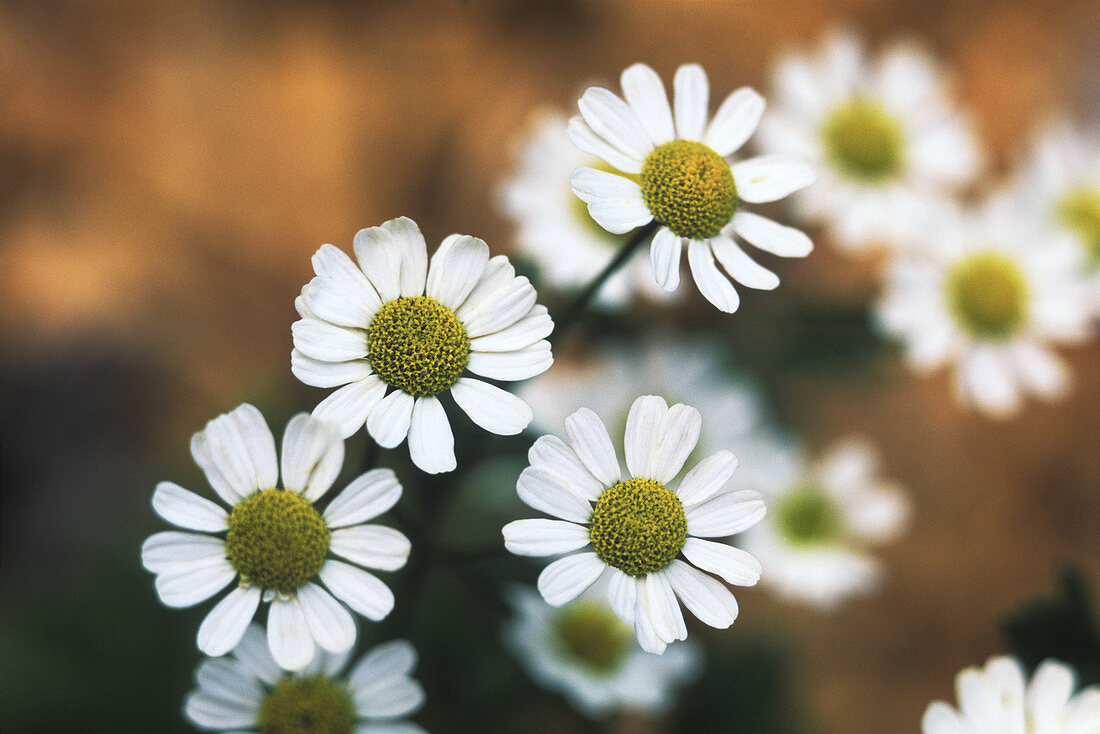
[568,62,816,313]
[184,623,428,734]
[504,585,700,718]
[757,28,982,251]
[499,108,677,308]
[922,656,1100,734]
[502,395,766,655]
[292,216,553,474]
[876,197,1093,417]
[740,437,909,611]
[141,404,410,671]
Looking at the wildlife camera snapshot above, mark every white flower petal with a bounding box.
[353,225,403,303]
[353,677,426,720]
[312,374,387,439]
[466,341,553,381]
[687,240,740,313]
[730,211,813,257]
[154,558,235,608]
[461,277,537,339]
[142,531,225,573]
[607,568,637,624]
[621,63,675,145]
[567,116,644,174]
[958,346,1021,418]
[450,378,532,435]
[298,582,356,654]
[320,559,395,621]
[348,639,418,692]
[586,196,653,235]
[650,227,683,291]
[685,489,766,537]
[281,414,344,501]
[357,721,428,734]
[268,597,315,671]
[638,572,686,645]
[673,64,709,141]
[323,468,402,528]
[1010,342,1069,400]
[292,319,369,362]
[675,450,739,508]
[732,154,816,203]
[197,586,261,656]
[426,234,490,310]
[1027,660,1075,729]
[516,466,593,523]
[527,435,604,502]
[921,701,971,734]
[468,305,553,352]
[537,552,606,606]
[310,244,383,317]
[578,86,653,161]
[649,402,702,484]
[571,166,645,203]
[192,404,278,504]
[632,593,668,655]
[502,518,591,556]
[184,691,257,730]
[407,396,456,474]
[330,525,411,571]
[152,482,228,532]
[704,86,765,156]
[381,216,429,298]
[624,395,667,479]
[232,624,282,685]
[292,350,372,389]
[666,559,739,629]
[194,657,263,709]
[711,235,780,290]
[682,537,761,586]
[303,273,376,329]
[564,407,621,487]
[366,390,415,449]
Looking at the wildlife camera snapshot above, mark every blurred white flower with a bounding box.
[922,656,1100,734]
[142,404,410,671]
[740,437,909,611]
[569,62,815,312]
[502,395,765,654]
[499,109,676,308]
[504,586,700,717]
[876,198,1093,418]
[185,623,428,733]
[292,216,553,474]
[757,28,982,251]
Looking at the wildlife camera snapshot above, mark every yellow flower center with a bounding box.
[946,252,1030,340]
[589,477,687,577]
[367,296,470,396]
[1057,187,1100,267]
[257,675,355,734]
[774,484,843,547]
[641,140,738,240]
[822,98,905,183]
[554,599,632,673]
[225,489,330,594]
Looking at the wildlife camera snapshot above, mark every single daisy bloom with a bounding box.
[922,656,1100,734]
[740,437,909,611]
[184,623,428,734]
[292,216,553,474]
[499,108,677,307]
[568,62,816,313]
[876,198,1093,417]
[502,395,766,654]
[757,28,982,251]
[503,585,701,717]
[141,404,410,671]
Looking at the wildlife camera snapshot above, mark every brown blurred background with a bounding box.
[2,1,1098,732]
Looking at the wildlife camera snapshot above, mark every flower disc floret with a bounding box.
[225,489,330,594]
[257,675,355,734]
[588,477,687,577]
[774,484,843,547]
[367,295,470,397]
[946,252,1030,339]
[641,140,738,240]
[1057,187,1100,265]
[821,99,905,182]
[554,600,632,673]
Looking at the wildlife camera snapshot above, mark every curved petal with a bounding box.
[310,243,382,315]
[292,319,369,362]
[197,586,261,656]
[687,239,740,313]
[298,582,356,654]
[366,390,415,449]
[281,414,345,501]
[312,374,387,439]
[292,350,372,389]
[323,468,402,528]
[682,537,761,586]
[329,525,411,571]
[731,154,816,203]
[685,489,767,537]
[673,64,709,141]
[381,216,429,298]
[711,235,780,290]
[450,378,532,436]
[468,305,553,353]
[527,435,604,502]
[621,62,675,145]
[232,624,282,685]
[650,227,683,291]
[577,86,653,161]
[516,466,593,523]
[194,404,278,502]
[353,677,426,720]
[184,690,257,730]
[730,211,813,257]
[460,278,537,340]
[638,572,686,644]
[675,450,739,507]
[704,86,765,156]
[649,402,702,484]
[303,273,376,329]
[502,518,591,557]
[353,225,402,303]
[537,552,606,606]
[142,531,226,573]
[193,657,263,708]
[607,568,637,624]
[426,234,490,310]
[407,396,456,474]
[564,407,621,487]
[466,341,553,381]
[152,559,235,609]
[319,560,395,621]
[586,197,653,235]
[571,166,644,203]
[567,116,644,174]
[348,639,418,691]
[268,597,315,671]
[152,482,228,532]
[666,559,739,628]
[624,395,667,479]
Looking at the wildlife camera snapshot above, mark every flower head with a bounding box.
[569,63,816,313]
[184,624,427,734]
[292,216,553,473]
[757,28,983,251]
[503,395,766,654]
[141,404,410,670]
[922,656,1100,734]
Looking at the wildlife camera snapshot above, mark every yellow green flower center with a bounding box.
[641,140,738,240]
[822,98,905,183]
[367,296,470,397]
[1057,187,1100,267]
[589,477,687,577]
[571,160,636,245]
[775,484,843,547]
[257,676,355,734]
[554,599,632,673]
[946,252,1030,340]
[225,489,330,594]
